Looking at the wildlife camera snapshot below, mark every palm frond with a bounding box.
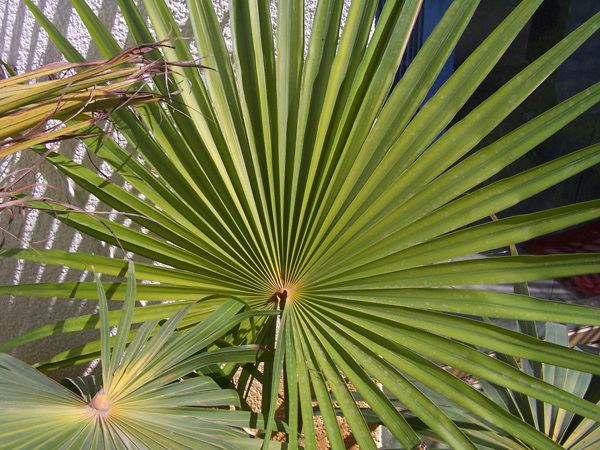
[0,46,164,157]
[414,324,600,449]
[0,262,277,449]
[1,0,599,447]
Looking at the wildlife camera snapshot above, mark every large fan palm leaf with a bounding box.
[2,0,600,447]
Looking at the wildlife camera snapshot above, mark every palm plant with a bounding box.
[0,262,278,449]
[479,323,600,449]
[1,0,600,448]
[404,323,600,449]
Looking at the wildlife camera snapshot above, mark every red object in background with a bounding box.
[524,220,600,295]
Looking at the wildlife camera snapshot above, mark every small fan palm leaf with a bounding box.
[0,262,279,449]
[412,323,600,449]
[477,323,600,449]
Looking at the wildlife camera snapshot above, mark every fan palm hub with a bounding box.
[87,388,112,420]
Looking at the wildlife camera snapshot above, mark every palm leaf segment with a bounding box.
[0,262,276,449]
[480,323,600,449]
[409,324,600,449]
[2,0,600,447]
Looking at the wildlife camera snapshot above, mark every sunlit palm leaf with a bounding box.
[415,324,600,449]
[2,0,600,447]
[0,262,278,449]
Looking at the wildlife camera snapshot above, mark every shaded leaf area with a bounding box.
[1,0,599,448]
[0,263,279,449]
[403,324,600,449]
[479,323,600,449]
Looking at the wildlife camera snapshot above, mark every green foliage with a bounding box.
[408,324,600,449]
[0,262,275,449]
[1,0,599,447]
[480,324,600,449]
